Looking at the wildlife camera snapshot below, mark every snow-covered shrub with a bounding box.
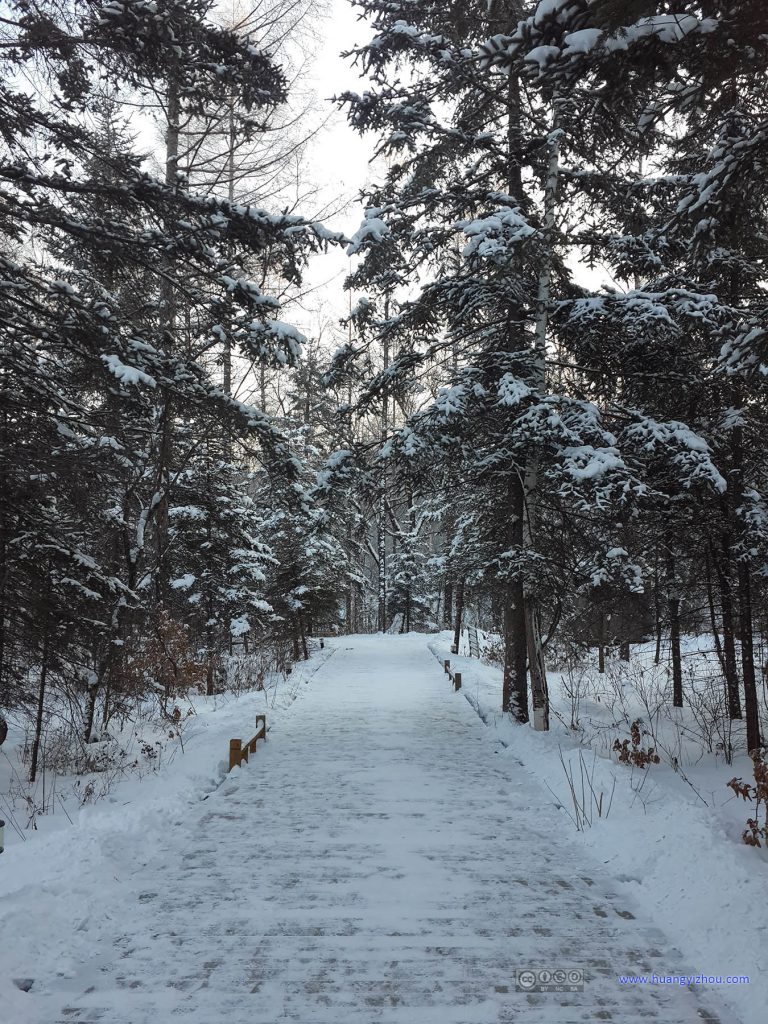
[559,661,593,732]
[686,669,735,763]
[481,636,505,667]
[222,637,295,695]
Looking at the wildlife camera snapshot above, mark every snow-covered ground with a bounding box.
[430,631,767,1024]
[1,633,757,1023]
[0,649,333,855]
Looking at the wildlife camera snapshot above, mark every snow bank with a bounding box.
[428,633,767,1024]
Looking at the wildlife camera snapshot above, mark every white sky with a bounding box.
[293,0,378,339]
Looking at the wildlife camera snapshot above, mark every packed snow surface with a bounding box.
[0,634,753,1022]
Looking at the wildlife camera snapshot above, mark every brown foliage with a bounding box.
[728,749,768,848]
[116,609,207,698]
[613,718,660,768]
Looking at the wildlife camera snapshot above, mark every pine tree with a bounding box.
[0,0,341,754]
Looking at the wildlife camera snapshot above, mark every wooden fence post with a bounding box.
[454,672,462,691]
[228,717,268,772]
[444,659,450,674]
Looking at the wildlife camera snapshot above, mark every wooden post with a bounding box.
[444,659,450,674]
[229,738,242,771]
[256,714,266,741]
[454,672,462,691]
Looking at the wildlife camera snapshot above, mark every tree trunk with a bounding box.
[666,551,683,708]
[738,561,761,751]
[345,587,352,634]
[619,640,630,662]
[502,474,528,722]
[222,97,236,397]
[443,581,453,630]
[669,596,683,709]
[653,563,662,665]
[598,612,606,674]
[83,682,99,744]
[377,301,390,633]
[154,71,180,605]
[30,631,50,784]
[526,604,548,730]
[452,581,465,655]
[716,545,742,719]
[517,97,558,732]
[377,500,387,632]
[100,673,112,730]
[298,614,309,661]
[705,548,727,676]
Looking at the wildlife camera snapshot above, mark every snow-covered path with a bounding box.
[5,634,736,1023]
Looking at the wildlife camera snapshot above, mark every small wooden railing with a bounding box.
[229,713,267,771]
[443,658,462,691]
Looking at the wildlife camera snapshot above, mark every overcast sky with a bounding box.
[294,0,377,339]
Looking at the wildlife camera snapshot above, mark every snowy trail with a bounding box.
[5,634,736,1023]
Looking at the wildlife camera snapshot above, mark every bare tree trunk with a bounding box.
[222,96,235,398]
[716,542,742,719]
[100,673,112,730]
[83,681,99,744]
[738,560,761,751]
[526,605,548,729]
[729,428,758,746]
[666,551,683,708]
[30,630,50,784]
[377,497,387,632]
[518,96,559,732]
[598,611,606,673]
[378,303,391,633]
[443,581,453,629]
[452,581,465,654]
[298,614,309,661]
[502,474,528,722]
[155,72,180,605]
[653,561,662,665]
[705,548,727,675]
